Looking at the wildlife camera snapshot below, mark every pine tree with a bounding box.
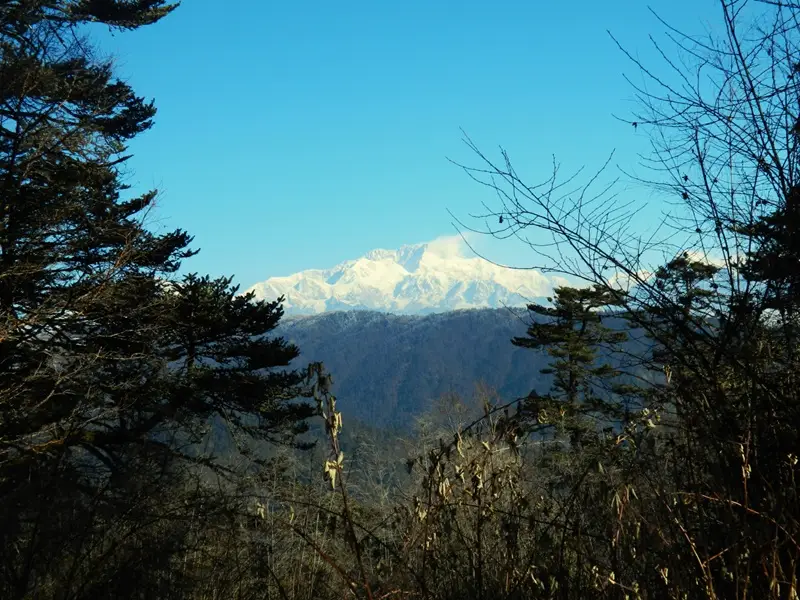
[0,3,312,596]
[513,285,632,441]
[460,1,800,594]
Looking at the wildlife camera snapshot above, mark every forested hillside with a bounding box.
[2,2,799,600]
[278,309,544,426]
[277,309,647,428]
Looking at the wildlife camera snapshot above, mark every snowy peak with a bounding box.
[246,237,562,315]
[363,241,445,273]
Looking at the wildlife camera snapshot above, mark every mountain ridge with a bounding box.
[247,237,565,315]
[275,308,649,428]
[274,308,547,427]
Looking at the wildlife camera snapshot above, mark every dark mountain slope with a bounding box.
[276,308,555,428]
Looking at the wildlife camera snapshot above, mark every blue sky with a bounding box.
[94,0,725,289]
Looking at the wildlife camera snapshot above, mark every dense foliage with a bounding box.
[2,0,799,599]
[0,2,312,597]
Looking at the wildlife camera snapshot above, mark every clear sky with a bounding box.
[93,0,726,289]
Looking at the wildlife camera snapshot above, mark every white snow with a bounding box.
[246,238,558,315]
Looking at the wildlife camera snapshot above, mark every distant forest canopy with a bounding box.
[276,308,653,428]
[1,1,799,600]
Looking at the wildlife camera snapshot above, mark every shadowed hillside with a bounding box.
[277,308,554,427]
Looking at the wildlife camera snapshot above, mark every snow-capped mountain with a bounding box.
[246,236,565,315]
